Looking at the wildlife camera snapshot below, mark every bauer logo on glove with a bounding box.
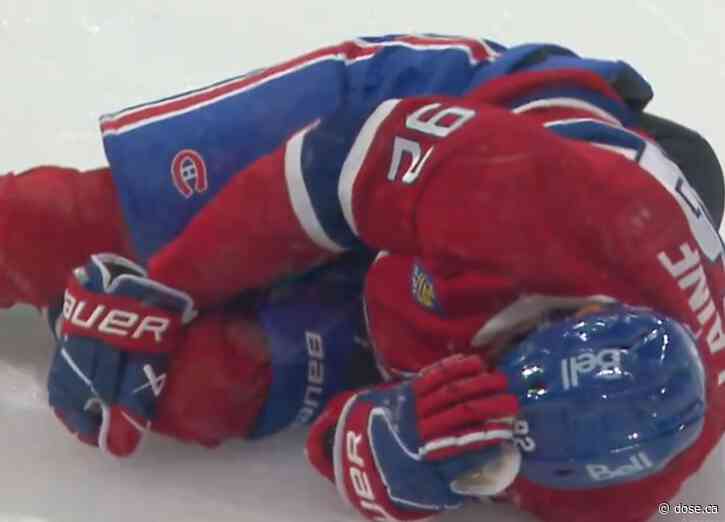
[47,254,196,457]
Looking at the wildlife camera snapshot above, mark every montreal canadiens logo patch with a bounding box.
[171,149,208,198]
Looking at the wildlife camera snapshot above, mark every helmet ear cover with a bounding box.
[498,305,706,490]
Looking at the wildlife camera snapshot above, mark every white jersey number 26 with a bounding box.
[387,103,476,185]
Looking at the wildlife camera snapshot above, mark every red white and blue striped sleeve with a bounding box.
[100,35,505,263]
[99,35,500,137]
[147,68,654,307]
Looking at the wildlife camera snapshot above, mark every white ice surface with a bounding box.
[2,1,725,521]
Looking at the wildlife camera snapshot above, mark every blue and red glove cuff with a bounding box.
[333,393,437,521]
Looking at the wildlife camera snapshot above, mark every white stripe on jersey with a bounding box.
[100,70,264,122]
[338,99,402,237]
[284,126,346,254]
[544,117,647,140]
[102,38,493,137]
[590,142,639,160]
[372,250,390,263]
[477,38,502,59]
[351,37,493,66]
[102,52,375,128]
[102,54,350,137]
[543,116,615,127]
[513,97,622,126]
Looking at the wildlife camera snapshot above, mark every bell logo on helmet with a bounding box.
[586,452,654,482]
[171,149,208,199]
[561,349,623,390]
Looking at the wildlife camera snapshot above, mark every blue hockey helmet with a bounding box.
[497,305,706,490]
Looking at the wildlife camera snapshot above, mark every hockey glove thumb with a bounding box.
[47,253,196,457]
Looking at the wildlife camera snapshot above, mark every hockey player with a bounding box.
[3,35,724,522]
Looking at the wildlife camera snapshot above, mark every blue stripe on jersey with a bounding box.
[466,43,653,114]
[510,86,638,126]
[297,103,377,249]
[288,48,656,249]
[526,55,653,111]
[485,39,508,54]
[468,43,575,79]
[545,119,647,158]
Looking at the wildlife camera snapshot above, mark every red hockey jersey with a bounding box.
[145,69,725,522]
[2,62,721,520]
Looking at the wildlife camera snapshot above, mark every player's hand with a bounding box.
[46,254,196,457]
[326,355,520,520]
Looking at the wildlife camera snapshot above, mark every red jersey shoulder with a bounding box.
[355,68,725,522]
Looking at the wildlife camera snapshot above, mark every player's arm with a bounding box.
[100,35,504,269]
[146,68,646,306]
[1,37,652,310]
[46,252,379,455]
[136,38,650,307]
[0,35,504,309]
[0,166,131,308]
